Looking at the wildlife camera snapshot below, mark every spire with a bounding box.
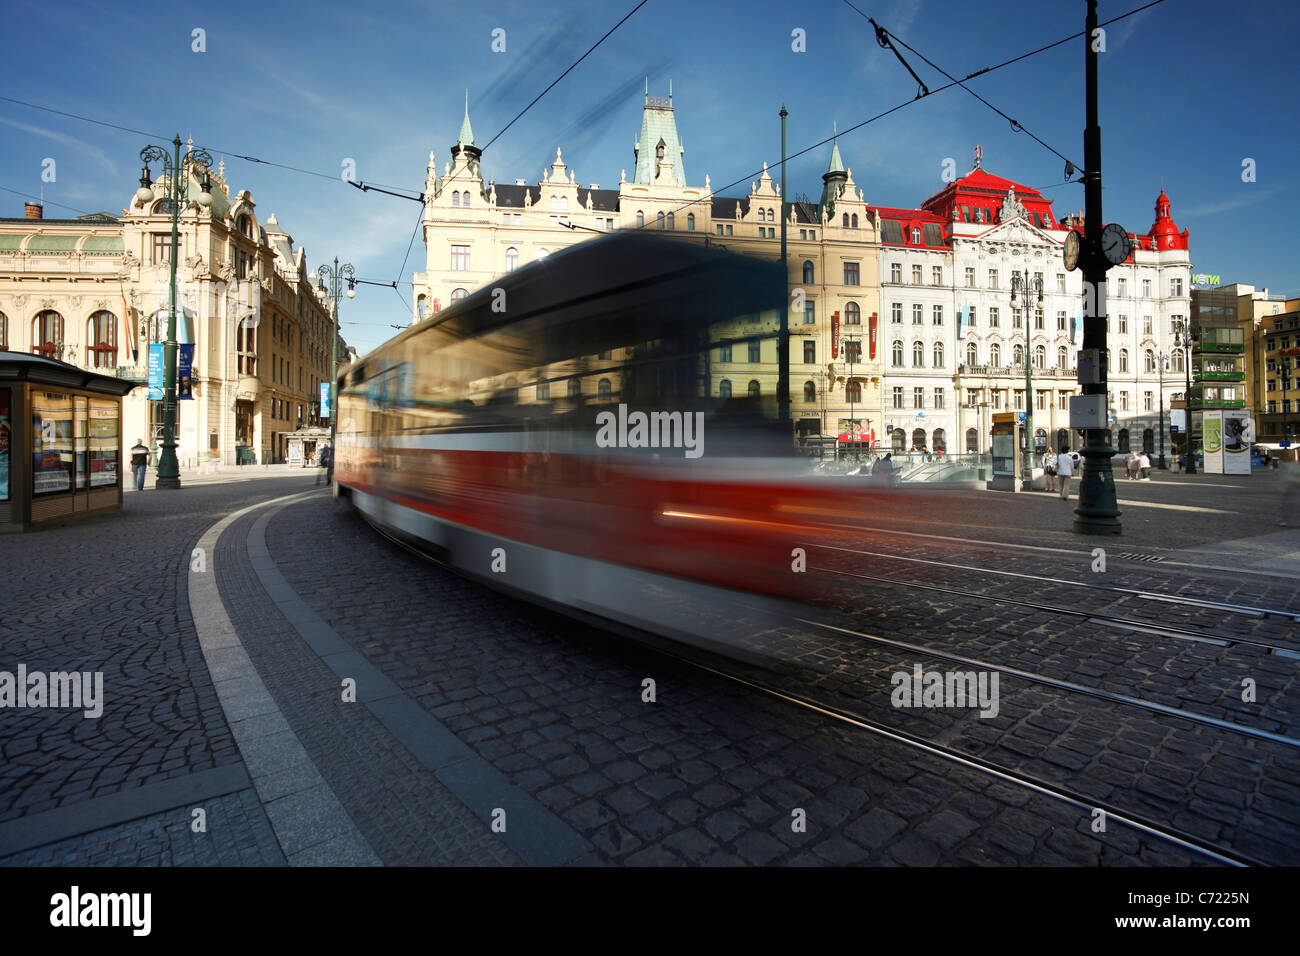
[458,89,475,147]
[632,80,686,186]
[826,121,845,174]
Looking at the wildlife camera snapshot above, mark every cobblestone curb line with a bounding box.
[190,490,382,866]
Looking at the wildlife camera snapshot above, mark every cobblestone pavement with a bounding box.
[0,477,318,864]
[261,495,1222,865]
[3,470,1295,866]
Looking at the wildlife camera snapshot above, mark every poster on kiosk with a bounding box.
[1201,410,1224,474]
[1222,411,1253,475]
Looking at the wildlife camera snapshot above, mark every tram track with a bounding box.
[365,512,1287,867]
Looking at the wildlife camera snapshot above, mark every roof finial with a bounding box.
[669,78,672,101]
[645,76,649,104]
[974,144,983,169]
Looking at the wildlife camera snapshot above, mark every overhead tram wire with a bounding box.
[621,0,1170,237]
[0,184,91,217]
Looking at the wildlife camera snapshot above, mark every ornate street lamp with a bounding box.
[1010,268,1043,488]
[134,135,214,489]
[311,258,355,484]
[1174,319,1197,474]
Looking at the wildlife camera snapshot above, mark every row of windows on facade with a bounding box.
[885,264,1185,299]
[948,386,1166,413]
[878,337,1185,373]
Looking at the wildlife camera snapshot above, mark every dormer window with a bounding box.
[911,227,921,243]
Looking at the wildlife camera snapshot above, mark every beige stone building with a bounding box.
[413,86,883,441]
[0,154,345,470]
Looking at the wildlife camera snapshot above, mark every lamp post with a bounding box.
[1011,268,1043,489]
[312,258,355,484]
[134,135,214,489]
[1175,319,1197,473]
[1156,350,1169,469]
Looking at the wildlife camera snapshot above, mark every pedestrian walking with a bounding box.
[1056,446,1075,500]
[1042,448,1058,492]
[873,452,895,487]
[1139,451,1151,479]
[1126,452,1140,480]
[1279,458,1300,527]
[316,443,332,487]
[129,438,150,492]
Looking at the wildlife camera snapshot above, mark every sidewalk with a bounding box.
[127,463,325,492]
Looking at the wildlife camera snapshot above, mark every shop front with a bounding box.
[0,352,138,531]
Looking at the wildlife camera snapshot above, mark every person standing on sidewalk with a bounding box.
[130,438,150,492]
[316,443,332,487]
[1056,446,1074,500]
[1042,448,1058,493]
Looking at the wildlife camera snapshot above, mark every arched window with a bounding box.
[636,211,644,228]
[758,208,766,222]
[1142,428,1154,453]
[559,196,568,210]
[892,428,906,452]
[152,199,178,216]
[912,341,924,367]
[657,212,665,229]
[568,379,581,398]
[892,340,904,367]
[768,208,775,221]
[803,380,816,403]
[847,380,861,402]
[990,343,1001,366]
[1144,349,1155,373]
[1057,346,1068,369]
[913,428,927,450]
[549,195,558,210]
[1034,344,1046,369]
[1173,350,1184,372]
[417,295,427,318]
[463,191,470,206]
[452,191,461,207]
[1117,428,1130,452]
[1119,349,1129,373]
[1013,344,1024,365]
[667,212,674,230]
[237,214,253,238]
[933,428,946,452]
[450,288,468,301]
[845,302,861,325]
[802,260,814,284]
[506,247,519,272]
[687,213,695,231]
[966,342,978,366]
[933,342,945,367]
[598,378,612,400]
[535,248,549,261]
[842,213,849,227]
[1056,428,1070,452]
[851,214,858,228]
[32,310,63,358]
[965,428,979,453]
[719,379,732,399]
[1034,428,1047,451]
[748,380,760,398]
[88,311,117,368]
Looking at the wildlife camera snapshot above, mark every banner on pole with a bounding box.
[147,344,164,400]
[320,381,331,419]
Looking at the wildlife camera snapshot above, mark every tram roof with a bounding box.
[357,231,786,371]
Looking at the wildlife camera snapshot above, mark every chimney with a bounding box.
[24,202,43,219]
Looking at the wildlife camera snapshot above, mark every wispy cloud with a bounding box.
[1179,189,1276,219]
[0,115,119,177]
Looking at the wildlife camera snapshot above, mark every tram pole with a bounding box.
[1073,0,1122,534]
[778,104,790,427]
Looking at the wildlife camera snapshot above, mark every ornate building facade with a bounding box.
[0,154,345,469]
[414,92,1190,458]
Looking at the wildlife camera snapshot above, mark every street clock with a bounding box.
[1062,230,1081,271]
[1100,223,1132,265]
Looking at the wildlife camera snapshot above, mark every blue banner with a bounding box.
[178,344,194,400]
[958,306,967,339]
[147,344,163,400]
[320,381,331,419]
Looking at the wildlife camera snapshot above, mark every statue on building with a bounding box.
[1000,186,1027,223]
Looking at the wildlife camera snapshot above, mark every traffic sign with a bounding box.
[1282,440,1293,448]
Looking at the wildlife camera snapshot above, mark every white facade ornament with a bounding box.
[1000,187,1027,223]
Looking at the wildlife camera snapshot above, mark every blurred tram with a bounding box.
[334,231,868,643]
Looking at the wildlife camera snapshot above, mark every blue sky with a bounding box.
[1,0,1295,354]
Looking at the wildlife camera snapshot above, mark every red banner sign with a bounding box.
[832,311,840,359]
[869,312,878,360]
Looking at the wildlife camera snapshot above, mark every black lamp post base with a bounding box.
[155,477,182,490]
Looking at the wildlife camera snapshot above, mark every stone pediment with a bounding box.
[978,217,1054,247]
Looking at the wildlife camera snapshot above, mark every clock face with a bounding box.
[1101,223,1131,265]
[1063,230,1081,271]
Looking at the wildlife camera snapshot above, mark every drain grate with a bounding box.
[1118,552,1165,562]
